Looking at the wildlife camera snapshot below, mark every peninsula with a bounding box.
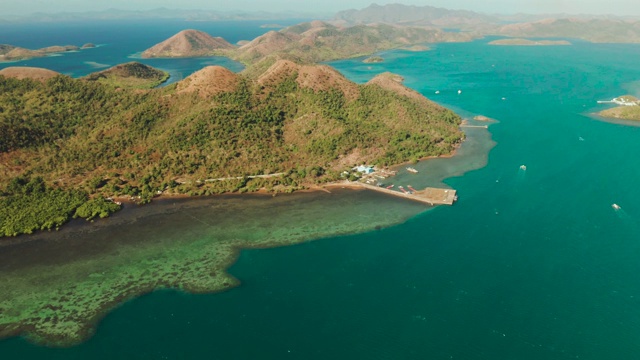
[597,95,640,121]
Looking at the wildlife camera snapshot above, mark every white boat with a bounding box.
[435,90,440,94]
[407,167,418,173]
[458,90,462,94]
[519,165,527,170]
[612,204,621,210]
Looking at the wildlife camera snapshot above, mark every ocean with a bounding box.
[2,20,640,359]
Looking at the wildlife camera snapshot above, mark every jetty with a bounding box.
[352,182,457,206]
[461,125,488,129]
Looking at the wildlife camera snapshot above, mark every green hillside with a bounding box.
[0,62,462,236]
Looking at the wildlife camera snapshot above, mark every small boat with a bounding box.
[519,165,527,171]
[435,90,440,94]
[386,184,394,189]
[612,203,621,210]
[407,167,419,174]
[407,185,417,192]
[398,186,409,194]
[458,90,462,94]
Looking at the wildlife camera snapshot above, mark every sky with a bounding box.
[2,0,640,17]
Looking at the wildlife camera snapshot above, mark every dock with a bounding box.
[352,183,457,206]
[461,125,488,129]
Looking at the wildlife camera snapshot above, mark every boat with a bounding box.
[519,165,527,170]
[612,204,621,210]
[398,186,409,194]
[435,90,440,94]
[458,90,462,94]
[407,167,419,174]
[407,185,417,192]
[386,184,394,189]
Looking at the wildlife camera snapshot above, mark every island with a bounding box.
[141,29,236,58]
[488,38,572,46]
[260,23,286,29]
[83,62,170,89]
[363,56,384,63]
[141,21,475,65]
[402,44,431,51]
[0,58,463,238]
[597,95,640,121]
[0,44,84,62]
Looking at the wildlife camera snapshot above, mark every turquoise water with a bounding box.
[3,26,640,358]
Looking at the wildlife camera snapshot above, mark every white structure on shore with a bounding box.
[597,96,640,106]
[355,165,374,174]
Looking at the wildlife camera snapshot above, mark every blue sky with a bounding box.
[3,0,639,16]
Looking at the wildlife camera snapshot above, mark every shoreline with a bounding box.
[0,186,428,347]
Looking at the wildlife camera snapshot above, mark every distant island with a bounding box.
[141,29,235,58]
[363,56,384,63]
[334,4,640,44]
[0,44,86,62]
[260,23,286,29]
[597,95,640,121]
[402,45,431,51]
[83,62,170,89]
[488,38,572,46]
[142,21,475,65]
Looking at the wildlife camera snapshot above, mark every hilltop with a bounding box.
[84,62,169,89]
[0,61,463,236]
[141,29,235,58]
[0,67,61,82]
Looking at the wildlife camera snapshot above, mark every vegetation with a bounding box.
[0,176,120,237]
[598,105,640,121]
[84,62,170,89]
[0,60,462,236]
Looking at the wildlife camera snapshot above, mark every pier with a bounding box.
[350,182,457,206]
[461,125,488,129]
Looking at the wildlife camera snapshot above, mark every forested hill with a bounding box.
[0,61,462,236]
